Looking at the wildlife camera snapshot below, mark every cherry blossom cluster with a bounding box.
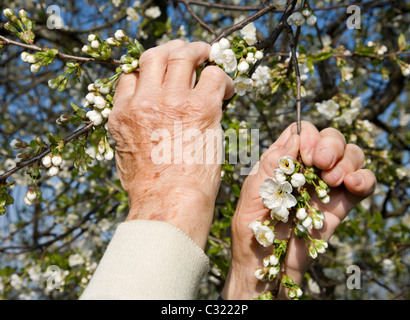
[248,155,330,299]
[209,37,264,97]
[287,8,317,27]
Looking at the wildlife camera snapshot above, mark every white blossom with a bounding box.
[316,99,340,120]
[126,7,140,21]
[278,156,295,174]
[274,168,287,183]
[42,155,52,168]
[307,14,317,26]
[87,110,103,126]
[68,253,84,267]
[270,206,289,222]
[260,177,297,209]
[248,221,275,247]
[10,274,23,290]
[287,12,305,26]
[233,76,253,96]
[94,96,106,109]
[145,6,161,19]
[240,22,257,45]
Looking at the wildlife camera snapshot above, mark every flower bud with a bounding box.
[99,84,110,95]
[302,216,313,230]
[255,50,264,60]
[308,245,318,259]
[94,96,106,109]
[3,8,14,19]
[237,60,250,74]
[24,196,33,206]
[104,148,114,161]
[26,189,37,202]
[90,40,100,50]
[101,108,111,119]
[218,38,230,50]
[87,34,97,42]
[291,172,306,187]
[82,45,92,54]
[321,195,330,204]
[30,63,41,73]
[269,254,279,266]
[313,218,323,230]
[307,14,317,26]
[114,29,127,41]
[85,92,96,104]
[254,268,266,281]
[51,154,63,167]
[316,186,327,198]
[48,166,60,177]
[296,207,308,221]
[121,64,134,73]
[41,154,52,168]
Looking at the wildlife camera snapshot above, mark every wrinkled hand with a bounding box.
[108,40,234,249]
[222,121,376,299]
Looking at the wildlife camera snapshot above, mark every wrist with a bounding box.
[126,180,217,249]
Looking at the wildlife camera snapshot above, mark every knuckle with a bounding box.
[202,65,226,81]
[139,47,159,66]
[168,46,194,62]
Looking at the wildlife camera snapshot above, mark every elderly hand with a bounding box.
[221,121,376,299]
[108,40,234,249]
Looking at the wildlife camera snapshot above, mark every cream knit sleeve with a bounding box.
[80,220,210,300]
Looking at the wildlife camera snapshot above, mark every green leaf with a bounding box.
[231,184,241,198]
[398,33,406,51]
[71,102,80,112]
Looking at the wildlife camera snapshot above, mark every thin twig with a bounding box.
[286,24,302,135]
[0,122,94,183]
[0,35,122,65]
[180,0,217,35]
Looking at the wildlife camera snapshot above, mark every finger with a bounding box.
[163,42,212,90]
[112,72,139,107]
[193,65,234,103]
[259,121,318,167]
[344,168,376,198]
[321,144,365,187]
[137,40,186,90]
[298,122,321,167]
[250,132,300,188]
[312,128,347,170]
